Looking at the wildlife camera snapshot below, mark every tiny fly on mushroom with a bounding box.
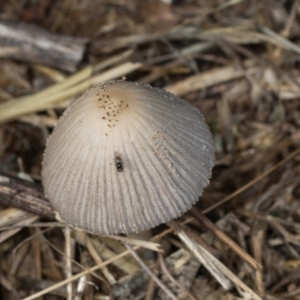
[114,151,123,172]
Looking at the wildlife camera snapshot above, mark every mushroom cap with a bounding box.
[42,81,215,235]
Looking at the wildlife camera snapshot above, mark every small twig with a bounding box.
[251,223,265,296]
[12,227,52,255]
[191,208,262,271]
[0,174,54,220]
[84,233,116,285]
[41,232,104,283]
[259,26,300,56]
[203,147,300,214]
[0,60,141,123]
[0,212,39,244]
[0,19,88,71]
[107,234,162,252]
[0,222,65,230]
[145,260,159,300]
[168,220,263,300]
[123,243,178,300]
[168,220,231,290]
[29,228,42,300]
[237,209,300,230]
[158,253,197,300]
[75,276,87,300]
[64,226,73,300]
[165,61,258,96]
[74,231,139,275]
[273,0,299,60]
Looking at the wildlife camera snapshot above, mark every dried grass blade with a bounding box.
[0,51,136,124]
[168,220,263,300]
[107,235,162,252]
[165,62,258,96]
[259,26,300,55]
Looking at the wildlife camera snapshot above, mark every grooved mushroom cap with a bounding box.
[42,81,215,235]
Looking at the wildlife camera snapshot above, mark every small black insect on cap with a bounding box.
[115,156,123,172]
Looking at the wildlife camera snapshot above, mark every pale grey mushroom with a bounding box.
[42,80,215,235]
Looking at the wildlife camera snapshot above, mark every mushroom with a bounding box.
[42,80,215,235]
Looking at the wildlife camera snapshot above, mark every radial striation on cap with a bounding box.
[42,80,215,235]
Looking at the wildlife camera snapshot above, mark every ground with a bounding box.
[0,1,300,299]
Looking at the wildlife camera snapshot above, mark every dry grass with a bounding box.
[1,0,300,299]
